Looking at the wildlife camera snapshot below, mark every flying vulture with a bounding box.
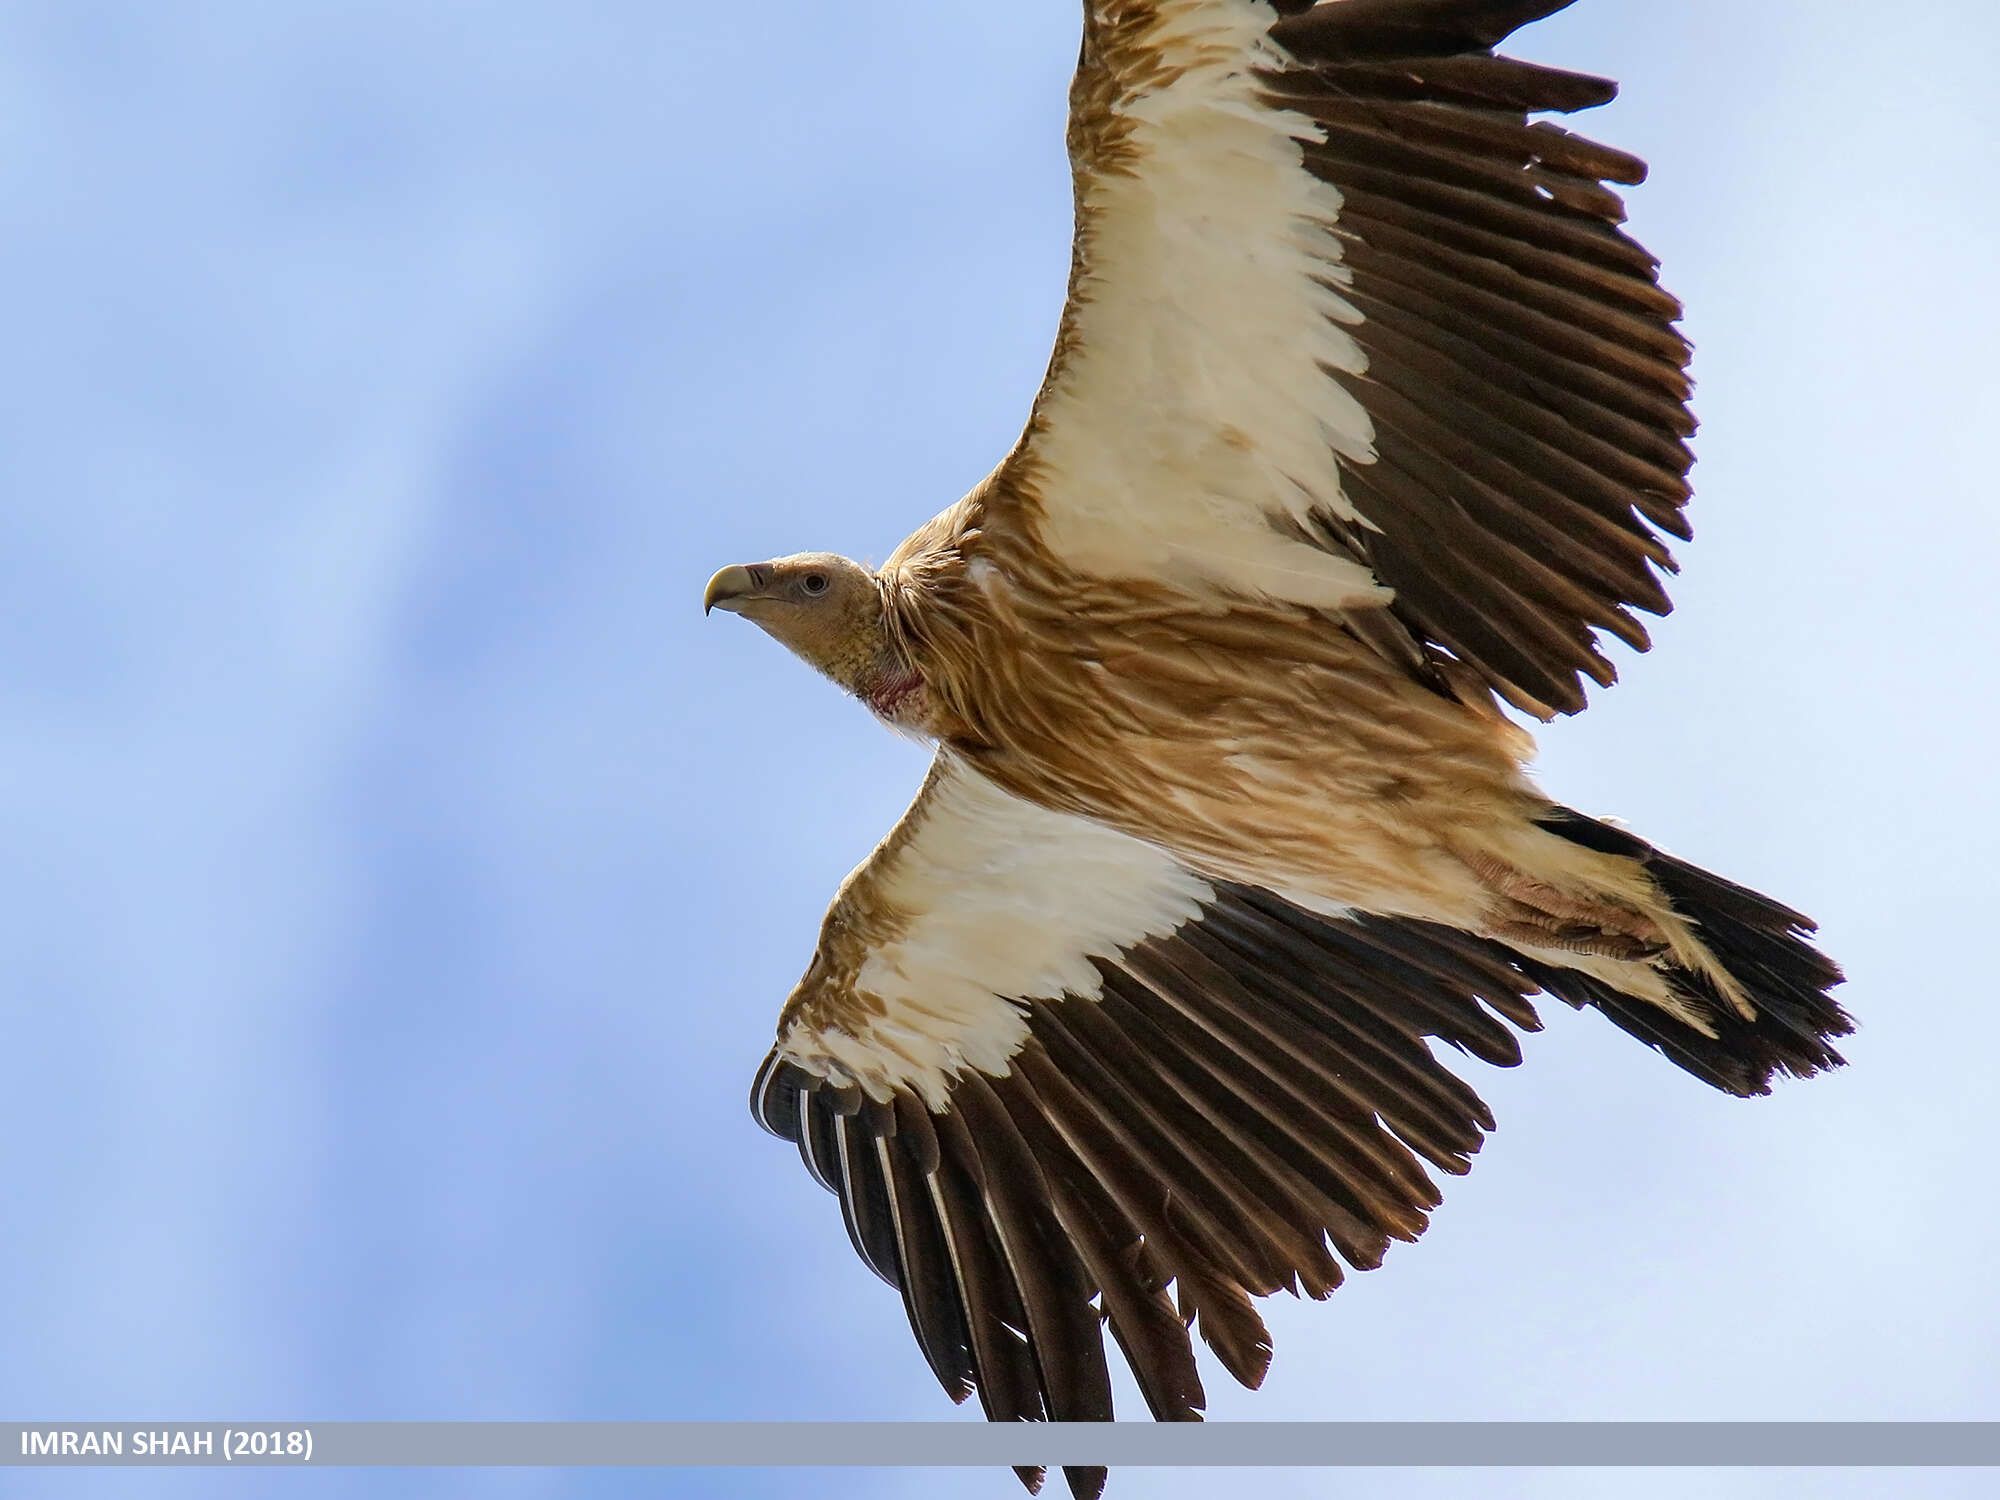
[704,1,1851,1492]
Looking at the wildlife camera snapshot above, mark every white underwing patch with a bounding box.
[780,755,1213,1110]
[1026,0,1387,613]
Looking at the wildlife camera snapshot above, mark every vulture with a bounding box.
[703,1,1851,1493]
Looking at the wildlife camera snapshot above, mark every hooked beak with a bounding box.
[703,563,769,615]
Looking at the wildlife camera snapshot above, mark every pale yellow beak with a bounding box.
[703,564,763,615]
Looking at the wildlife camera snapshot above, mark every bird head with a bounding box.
[703,552,887,692]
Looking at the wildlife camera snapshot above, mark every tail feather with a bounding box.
[1529,807,1853,1097]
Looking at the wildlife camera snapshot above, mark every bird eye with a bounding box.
[802,573,829,596]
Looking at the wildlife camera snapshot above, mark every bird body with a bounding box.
[701,0,1852,1490]
[738,480,1737,1055]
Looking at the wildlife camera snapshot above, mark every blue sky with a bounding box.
[2,2,1994,1498]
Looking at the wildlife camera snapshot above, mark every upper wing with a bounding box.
[752,752,1554,1492]
[991,0,1694,718]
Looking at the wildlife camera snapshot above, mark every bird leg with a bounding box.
[1465,852,1670,962]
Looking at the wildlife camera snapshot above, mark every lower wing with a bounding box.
[753,752,1559,1494]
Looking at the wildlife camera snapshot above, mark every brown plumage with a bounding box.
[707,3,1850,1496]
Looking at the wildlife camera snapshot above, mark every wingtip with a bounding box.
[748,1048,809,1139]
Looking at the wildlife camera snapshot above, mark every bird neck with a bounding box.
[862,661,927,723]
[843,599,929,727]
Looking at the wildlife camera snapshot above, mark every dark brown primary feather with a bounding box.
[1261,0,1697,718]
[753,876,1849,1457]
[751,889,1553,1465]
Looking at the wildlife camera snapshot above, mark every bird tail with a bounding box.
[1515,808,1853,1097]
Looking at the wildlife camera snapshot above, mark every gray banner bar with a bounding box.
[4,1422,1997,1468]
